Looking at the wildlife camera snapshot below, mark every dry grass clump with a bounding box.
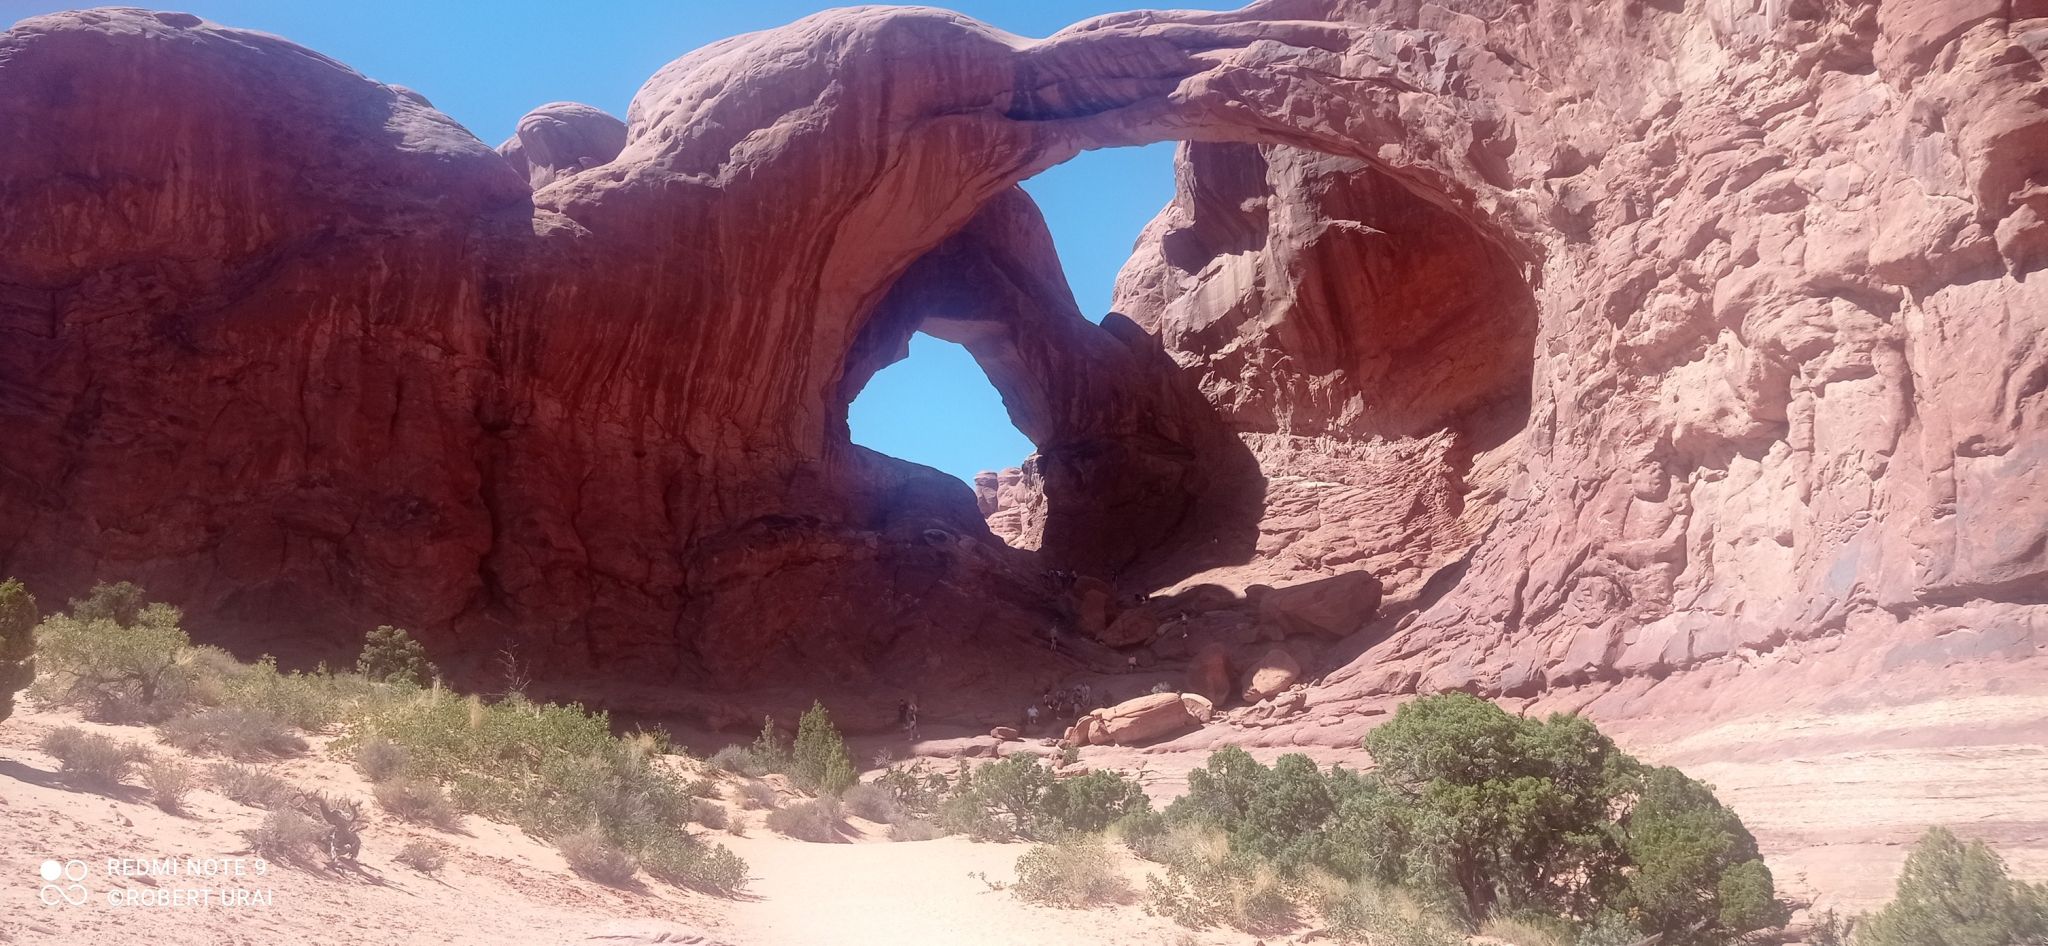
[393,839,448,875]
[241,810,324,866]
[765,797,845,842]
[353,737,409,782]
[40,726,145,788]
[209,763,294,808]
[739,779,779,810]
[555,829,638,886]
[1013,836,1133,908]
[144,758,195,813]
[373,777,462,830]
[160,706,306,759]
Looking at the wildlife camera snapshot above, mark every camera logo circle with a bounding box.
[38,859,90,906]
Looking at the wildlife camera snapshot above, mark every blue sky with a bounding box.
[3,1,1236,483]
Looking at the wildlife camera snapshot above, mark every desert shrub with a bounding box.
[160,706,306,758]
[709,744,765,777]
[1810,908,1851,946]
[939,790,1002,840]
[641,835,749,894]
[69,581,146,626]
[1114,808,1170,860]
[766,797,845,842]
[31,603,202,722]
[1145,859,1295,933]
[1616,766,1789,941]
[210,763,294,808]
[354,737,410,782]
[355,625,436,687]
[1013,836,1131,908]
[40,725,145,788]
[936,754,1057,840]
[1042,768,1152,835]
[144,758,195,813]
[685,776,722,798]
[555,828,638,885]
[890,817,942,841]
[393,839,447,874]
[1481,912,1577,946]
[241,809,324,865]
[790,700,857,795]
[1140,822,1296,934]
[1317,880,1462,946]
[1858,827,2048,946]
[218,657,378,731]
[0,578,39,725]
[751,716,790,773]
[874,760,953,813]
[739,779,780,810]
[1135,693,1784,942]
[844,782,905,823]
[691,797,730,830]
[374,777,462,829]
[341,690,685,847]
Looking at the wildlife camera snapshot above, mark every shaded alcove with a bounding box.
[839,138,1538,604]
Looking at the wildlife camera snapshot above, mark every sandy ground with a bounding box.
[0,702,1273,946]
[7,670,2045,945]
[718,833,1260,946]
[0,706,725,946]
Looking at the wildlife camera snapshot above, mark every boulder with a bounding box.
[1099,608,1158,647]
[1257,571,1383,639]
[1180,693,1215,723]
[1070,576,1118,641]
[1094,692,1199,746]
[1240,648,1301,703]
[1185,643,1232,705]
[990,726,1020,741]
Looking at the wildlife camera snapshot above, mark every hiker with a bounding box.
[896,699,910,727]
[1078,682,1092,709]
[905,702,921,742]
[1047,625,1060,652]
[1025,703,1041,732]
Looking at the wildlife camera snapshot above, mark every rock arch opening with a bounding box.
[845,333,1033,486]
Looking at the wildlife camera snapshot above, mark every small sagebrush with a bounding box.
[1014,836,1132,908]
[209,763,294,808]
[739,779,779,810]
[765,797,844,842]
[889,818,942,842]
[843,782,905,824]
[393,839,448,875]
[710,745,766,777]
[641,836,750,895]
[41,726,145,788]
[160,706,306,759]
[685,776,723,798]
[555,829,638,886]
[144,758,195,813]
[353,737,409,782]
[692,798,730,831]
[373,777,462,830]
[241,810,324,866]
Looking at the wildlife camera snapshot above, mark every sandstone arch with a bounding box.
[0,5,1524,693]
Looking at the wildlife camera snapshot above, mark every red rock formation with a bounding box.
[0,4,1505,704]
[0,2,2043,780]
